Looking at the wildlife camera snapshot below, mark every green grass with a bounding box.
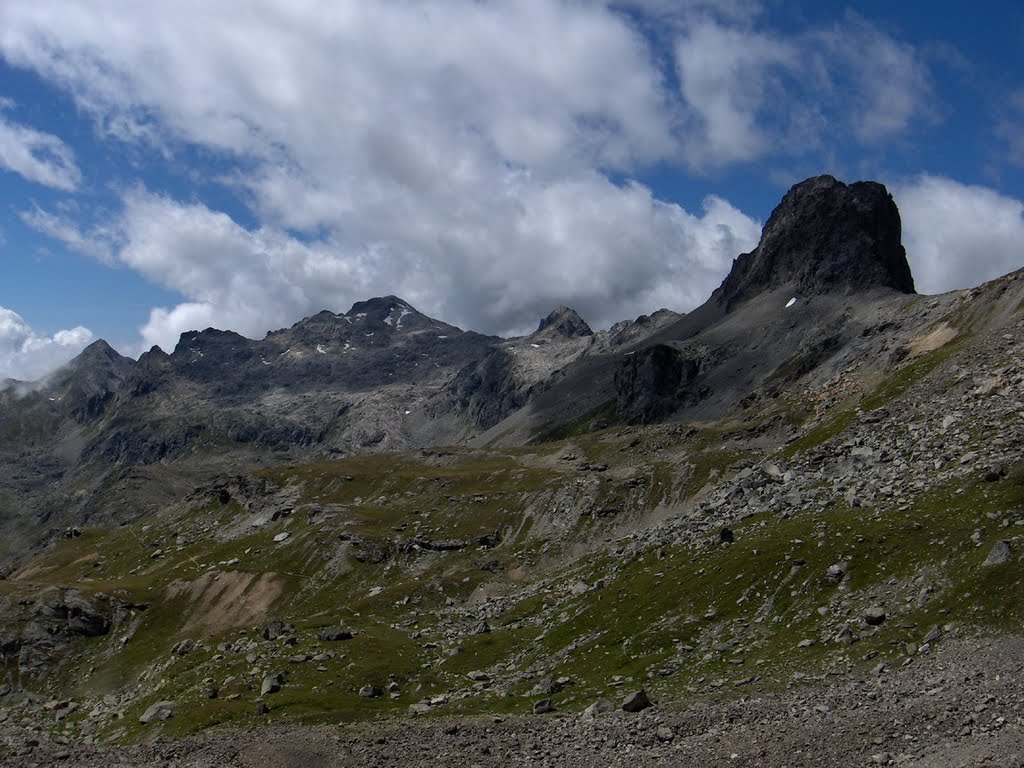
[7,419,1024,741]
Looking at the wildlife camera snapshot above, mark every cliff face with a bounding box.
[713,175,914,310]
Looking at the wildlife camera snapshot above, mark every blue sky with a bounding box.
[1,0,1023,380]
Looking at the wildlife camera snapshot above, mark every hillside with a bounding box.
[1,175,1023,765]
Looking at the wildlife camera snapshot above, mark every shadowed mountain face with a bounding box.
[713,175,915,310]
[470,175,925,437]
[0,174,986,561]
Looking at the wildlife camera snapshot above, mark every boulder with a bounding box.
[139,700,175,724]
[262,621,294,641]
[984,540,1013,566]
[583,698,615,718]
[622,688,651,713]
[533,698,554,714]
[319,627,353,642]
[260,673,284,696]
[863,606,887,626]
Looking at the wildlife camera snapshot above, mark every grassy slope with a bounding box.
[2,300,1022,742]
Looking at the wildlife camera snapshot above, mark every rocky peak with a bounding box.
[172,328,251,356]
[72,339,123,364]
[343,296,438,334]
[58,340,133,382]
[535,306,593,338]
[713,175,915,310]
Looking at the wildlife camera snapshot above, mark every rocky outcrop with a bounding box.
[713,175,914,310]
[614,345,704,425]
[535,307,593,338]
[446,350,535,430]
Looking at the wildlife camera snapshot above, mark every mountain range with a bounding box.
[1,174,1023,764]
[0,175,941,559]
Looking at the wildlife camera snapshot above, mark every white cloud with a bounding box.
[812,13,934,142]
[100,179,761,353]
[0,106,80,190]
[669,14,933,168]
[893,175,1024,294]
[674,21,798,167]
[18,205,115,263]
[0,1,943,350]
[0,307,93,381]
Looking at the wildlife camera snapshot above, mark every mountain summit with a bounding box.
[535,306,593,338]
[713,174,915,309]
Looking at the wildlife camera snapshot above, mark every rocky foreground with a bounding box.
[4,633,1023,767]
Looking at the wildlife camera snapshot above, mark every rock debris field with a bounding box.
[4,633,1023,767]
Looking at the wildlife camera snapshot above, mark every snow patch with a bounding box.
[396,308,412,329]
[316,344,327,354]
[785,297,797,308]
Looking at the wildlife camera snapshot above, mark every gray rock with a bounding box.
[583,698,615,718]
[863,606,886,626]
[139,700,175,724]
[826,562,847,584]
[533,698,554,714]
[262,621,294,641]
[260,673,284,696]
[319,627,353,642]
[923,625,944,645]
[656,726,675,742]
[622,688,651,713]
[714,175,914,309]
[984,539,1013,566]
[359,685,382,699]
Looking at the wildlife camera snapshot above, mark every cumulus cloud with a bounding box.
[671,14,933,168]
[32,178,758,353]
[0,105,80,190]
[0,307,94,381]
[893,175,1024,294]
[0,1,945,349]
[674,21,798,167]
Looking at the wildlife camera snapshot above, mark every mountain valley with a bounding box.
[1,175,1023,766]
